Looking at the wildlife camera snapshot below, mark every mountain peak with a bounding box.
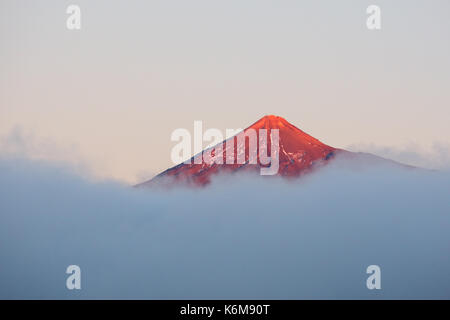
[138,116,341,187]
[247,115,333,151]
[250,115,290,129]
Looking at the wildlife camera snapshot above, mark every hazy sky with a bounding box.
[1,0,450,183]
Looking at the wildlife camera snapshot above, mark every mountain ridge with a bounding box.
[137,115,382,187]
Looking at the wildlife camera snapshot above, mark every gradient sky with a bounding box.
[1,0,450,183]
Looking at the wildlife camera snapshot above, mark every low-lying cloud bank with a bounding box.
[0,155,449,299]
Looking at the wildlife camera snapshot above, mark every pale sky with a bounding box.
[1,0,450,183]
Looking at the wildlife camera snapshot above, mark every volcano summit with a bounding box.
[137,115,404,187]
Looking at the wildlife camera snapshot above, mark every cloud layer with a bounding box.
[0,155,449,299]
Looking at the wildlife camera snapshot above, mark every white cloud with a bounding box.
[0,155,449,299]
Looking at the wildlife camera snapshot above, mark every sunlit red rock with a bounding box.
[137,115,350,187]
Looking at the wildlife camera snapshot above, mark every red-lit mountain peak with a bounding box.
[250,115,289,129]
[244,115,337,174]
[248,114,334,152]
[137,115,340,187]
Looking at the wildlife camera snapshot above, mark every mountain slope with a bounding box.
[137,115,357,187]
